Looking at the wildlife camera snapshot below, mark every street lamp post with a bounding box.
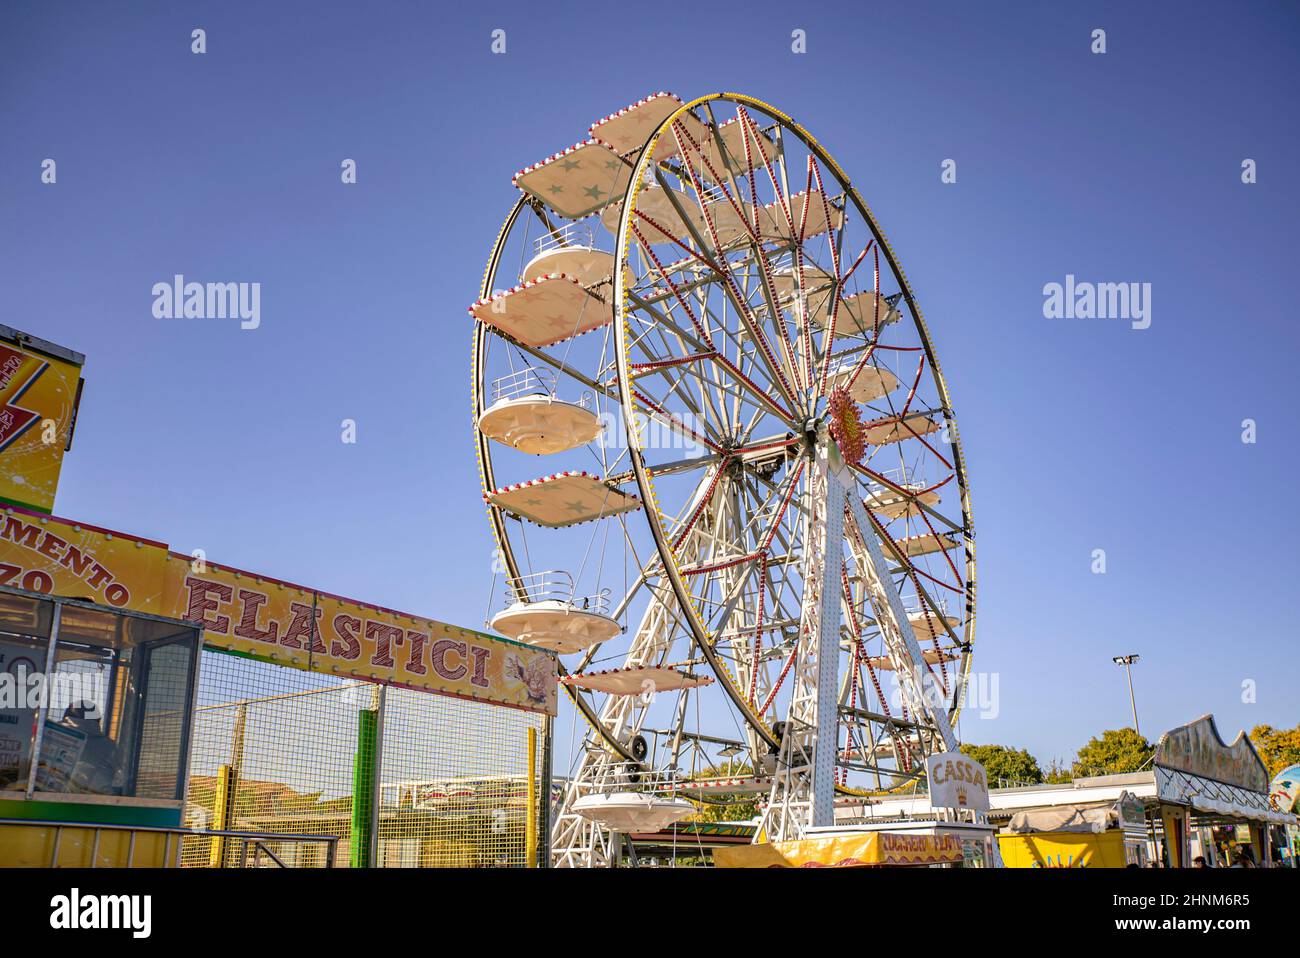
[1112,654,1141,735]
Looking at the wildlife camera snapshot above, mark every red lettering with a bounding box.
[468,645,490,688]
[185,577,232,633]
[366,621,402,668]
[430,639,468,681]
[2,517,39,548]
[233,589,278,644]
[59,545,93,577]
[21,569,52,594]
[404,630,428,675]
[85,563,112,590]
[330,614,361,660]
[103,583,129,607]
[282,601,325,652]
[35,533,66,561]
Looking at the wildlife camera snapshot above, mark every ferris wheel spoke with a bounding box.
[631,352,717,444]
[647,171,803,414]
[641,311,734,434]
[667,121,763,253]
[665,127,806,402]
[849,461,963,537]
[628,296,796,429]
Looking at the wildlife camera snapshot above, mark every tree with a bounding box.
[689,793,759,824]
[673,761,759,867]
[1072,728,1153,777]
[685,761,759,824]
[959,743,1044,786]
[1043,758,1074,784]
[1250,723,1300,778]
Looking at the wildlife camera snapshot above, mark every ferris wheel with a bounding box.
[470,92,976,867]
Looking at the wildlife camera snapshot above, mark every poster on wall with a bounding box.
[32,721,85,792]
[0,638,43,790]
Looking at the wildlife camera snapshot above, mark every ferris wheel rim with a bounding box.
[609,92,977,752]
[471,194,645,766]
[468,91,978,795]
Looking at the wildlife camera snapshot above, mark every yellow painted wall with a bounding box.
[998,830,1129,868]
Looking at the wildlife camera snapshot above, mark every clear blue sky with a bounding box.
[3,0,1297,768]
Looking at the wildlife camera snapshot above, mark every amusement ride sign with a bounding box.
[0,325,559,715]
[0,327,83,515]
[1154,714,1269,791]
[0,508,557,715]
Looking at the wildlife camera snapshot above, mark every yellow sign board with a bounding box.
[0,508,557,715]
[714,832,964,868]
[0,328,84,514]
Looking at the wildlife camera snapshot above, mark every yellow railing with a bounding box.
[0,819,340,868]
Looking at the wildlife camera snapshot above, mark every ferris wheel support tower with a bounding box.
[761,432,957,842]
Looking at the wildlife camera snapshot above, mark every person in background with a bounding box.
[1229,847,1256,868]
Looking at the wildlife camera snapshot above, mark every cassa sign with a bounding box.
[926,751,991,811]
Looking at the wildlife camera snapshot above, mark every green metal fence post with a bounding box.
[350,703,379,868]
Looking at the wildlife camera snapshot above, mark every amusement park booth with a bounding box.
[996,791,1148,868]
[1152,715,1294,867]
[714,829,966,868]
[812,806,1000,867]
[0,585,203,866]
[0,324,558,869]
[770,750,1002,867]
[984,715,1294,868]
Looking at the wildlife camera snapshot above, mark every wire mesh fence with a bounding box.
[378,687,543,866]
[180,648,547,868]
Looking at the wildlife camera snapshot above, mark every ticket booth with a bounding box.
[0,585,203,866]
